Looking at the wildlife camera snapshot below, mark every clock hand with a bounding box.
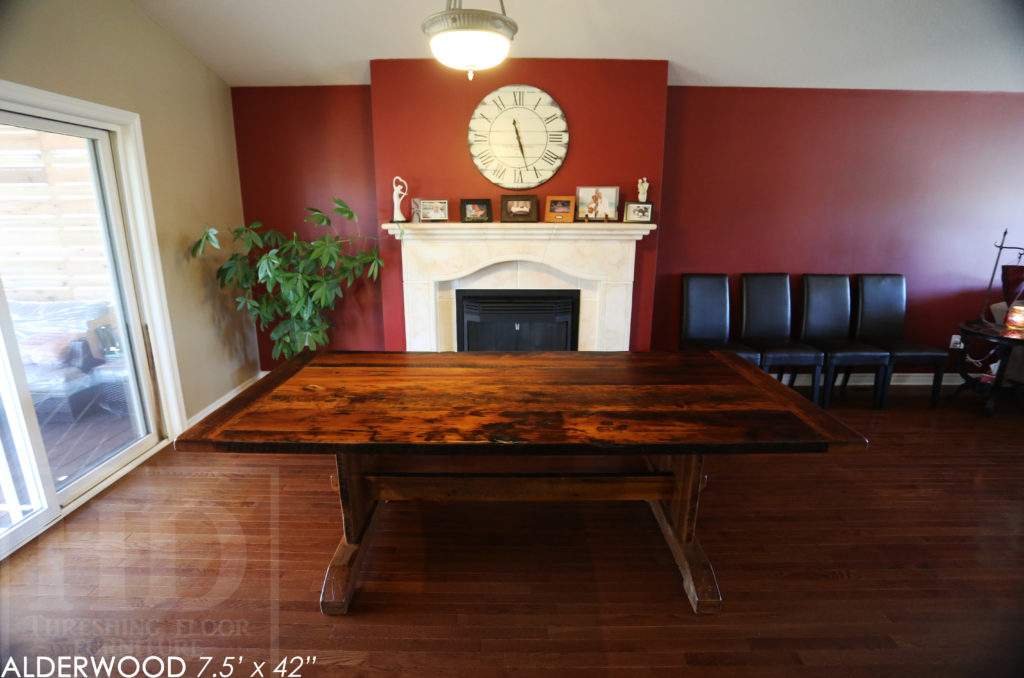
[512,118,529,168]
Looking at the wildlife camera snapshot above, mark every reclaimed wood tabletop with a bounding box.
[176,350,863,455]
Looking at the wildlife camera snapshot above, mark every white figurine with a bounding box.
[638,177,649,203]
[392,176,408,222]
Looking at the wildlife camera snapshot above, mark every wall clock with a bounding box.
[468,84,569,190]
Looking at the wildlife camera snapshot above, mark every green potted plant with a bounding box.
[190,198,382,360]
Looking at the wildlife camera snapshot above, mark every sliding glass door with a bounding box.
[0,111,159,556]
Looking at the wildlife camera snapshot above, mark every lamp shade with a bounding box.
[429,29,511,72]
[422,6,518,78]
[1005,302,1024,330]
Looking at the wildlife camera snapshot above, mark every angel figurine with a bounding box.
[392,176,408,222]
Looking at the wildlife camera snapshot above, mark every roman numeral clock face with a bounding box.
[468,85,569,190]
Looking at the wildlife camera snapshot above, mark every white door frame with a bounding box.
[0,78,186,438]
[0,79,187,557]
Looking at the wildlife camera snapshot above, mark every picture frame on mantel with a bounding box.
[543,196,576,223]
[577,186,619,221]
[419,199,448,222]
[623,201,653,223]
[500,195,539,222]
[460,199,492,223]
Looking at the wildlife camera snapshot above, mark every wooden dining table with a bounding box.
[174,350,865,615]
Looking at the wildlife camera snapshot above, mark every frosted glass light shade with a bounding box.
[422,6,517,78]
[429,30,511,72]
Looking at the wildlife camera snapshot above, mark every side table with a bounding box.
[951,320,1024,415]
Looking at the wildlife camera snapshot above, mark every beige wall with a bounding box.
[0,0,259,419]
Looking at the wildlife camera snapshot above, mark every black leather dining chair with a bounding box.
[800,274,889,409]
[679,274,760,365]
[852,274,947,408]
[740,273,824,403]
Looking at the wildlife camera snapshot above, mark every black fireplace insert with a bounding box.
[456,289,580,351]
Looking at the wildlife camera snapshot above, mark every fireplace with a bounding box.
[382,221,656,351]
[457,289,580,351]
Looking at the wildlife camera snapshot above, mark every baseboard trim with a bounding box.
[785,372,964,387]
[186,371,268,429]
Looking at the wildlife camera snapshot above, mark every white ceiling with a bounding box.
[133,0,1024,91]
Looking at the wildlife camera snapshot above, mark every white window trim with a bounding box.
[0,78,187,440]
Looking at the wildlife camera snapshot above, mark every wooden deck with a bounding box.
[1,386,1022,677]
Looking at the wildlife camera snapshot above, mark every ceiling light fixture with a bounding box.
[422,0,518,81]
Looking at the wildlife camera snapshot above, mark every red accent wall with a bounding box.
[230,80,1024,363]
[369,59,668,350]
[231,86,384,367]
[653,87,1024,350]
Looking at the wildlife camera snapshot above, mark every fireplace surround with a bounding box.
[383,221,657,351]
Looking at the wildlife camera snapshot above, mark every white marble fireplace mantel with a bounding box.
[383,221,657,352]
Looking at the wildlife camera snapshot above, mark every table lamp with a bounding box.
[1005,302,1024,330]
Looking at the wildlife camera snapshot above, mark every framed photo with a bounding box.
[543,196,576,223]
[500,194,539,222]
[419,199,448,222]
[576,186,619,221]
[622,201,653,223]
[460,199,492,223]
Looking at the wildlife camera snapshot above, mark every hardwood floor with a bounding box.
[1,386,1022,677]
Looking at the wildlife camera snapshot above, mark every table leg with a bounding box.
[951,334,977,400]
[320,453,378,615]
[984,347,1013,416]
[647,455,722,614]
[951,337,1014,416]
[320,504,379,614]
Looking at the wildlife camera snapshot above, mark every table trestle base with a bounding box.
[364,471,675,502]
[319,452,721,615]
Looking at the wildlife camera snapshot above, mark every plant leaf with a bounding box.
[255,295,280,329]
[305,207,331,227]
[190,226,220,258]
[263,229,286,248]
[257,250,281,291]
[240,226,263,252]
[331,198,358,223]
[310,237,339,269]
[310,279,336,308]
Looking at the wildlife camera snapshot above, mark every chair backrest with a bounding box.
[855,274,906,342]
[801,274,852,342]
[741,273,792,341]
[680,274,730,344]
